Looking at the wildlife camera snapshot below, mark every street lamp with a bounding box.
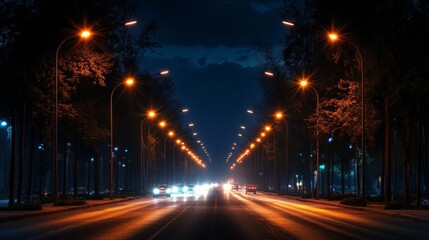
[275,111,290,194]
[299,78,320,199]
[110,77,134,198]
[54,29,91,201]
[328,32,366,205]
[141,109,157,194]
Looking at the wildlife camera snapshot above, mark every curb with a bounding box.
[0,196,140,223]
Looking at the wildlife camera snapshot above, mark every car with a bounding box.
[69,187,87,196]
[231,184,239,191]
[171,184,196,197]
[153,184,171,197]
[245,185,257,194]
[22,190,47,202]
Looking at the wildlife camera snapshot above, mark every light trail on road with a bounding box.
[230,191,429,240]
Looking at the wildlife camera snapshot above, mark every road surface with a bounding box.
[0,187,428,239]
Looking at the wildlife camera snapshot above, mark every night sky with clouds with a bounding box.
[140,0,284,180]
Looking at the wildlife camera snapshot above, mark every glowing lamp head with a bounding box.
[160,70,169,75]
[148,110,156,119]
[264,71,274,77]
[125,20,138,26]
[328,33,339,42]
[125,78,134,86]
[300,79,308,87]
[159,121,167,128]
[168,131,175,137]
[282,20,295,26]
[265,126,271,132]
[80,30,91,39]
[275,112,283,119]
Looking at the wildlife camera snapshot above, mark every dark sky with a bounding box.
[139,0,284,180]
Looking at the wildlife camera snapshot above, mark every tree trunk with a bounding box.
[384,99,391,203]
[17,101,26,207]
[62,143,67,195]
[73,133,78,198]
[94,145,100,196]
[404,112,411,205]
[285,120,289,195]
[8,109,16,209]
[26,128,35,203]
[341,155,345,196]
[416,102,421,207]
[355,143,360,195]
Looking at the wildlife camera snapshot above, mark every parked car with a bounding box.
[22,189,47,202]
[245,185,257,194]
[69,187,87,196]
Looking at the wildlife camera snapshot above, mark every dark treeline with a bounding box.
[233,0,429,207]
[0,0,203,208]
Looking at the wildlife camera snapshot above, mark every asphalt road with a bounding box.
[0,188,428,240]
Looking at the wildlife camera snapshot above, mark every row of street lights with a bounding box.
[255,21,366,202]
[142,110,206,187]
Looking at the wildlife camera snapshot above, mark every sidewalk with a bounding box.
[0,196,140,223]
[281,194,429,223]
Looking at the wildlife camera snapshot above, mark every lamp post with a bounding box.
[328,33,366,205]
[275,112,289,194]
[299,79,320,199]
[110,78,134,198]
[142,110,157,194]
[163,130,174,184]
[54,30,91,201]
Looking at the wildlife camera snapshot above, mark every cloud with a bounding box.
[197,56,207,66]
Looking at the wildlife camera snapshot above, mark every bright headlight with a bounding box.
[183,186,189,192]
[166,188,171,193]
[172,186,179,193]
[153,188,160,194]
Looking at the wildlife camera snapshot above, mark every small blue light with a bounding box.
[91,158,94,162]
[328,137,333,143]
[349,144,353,149]
[125,149,128,153]
[0,121,7,127]
[114,147,118,151]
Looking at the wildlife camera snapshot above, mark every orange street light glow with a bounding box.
[300,79,308,87]
[160,70,169,75]
[125,78,134,86]
[265,126,272,132]
[168,131,175,137]
[176,139,181,144]
[159,121,167,128]
[80,30,91,38]
[328,33,339,41]
[275,112,284,119]
[148,110,156,119]
[247,109,254,114]
[264,71,274,76]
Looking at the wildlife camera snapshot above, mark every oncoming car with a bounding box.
[152,184,171,198]
[245,185,257,194]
